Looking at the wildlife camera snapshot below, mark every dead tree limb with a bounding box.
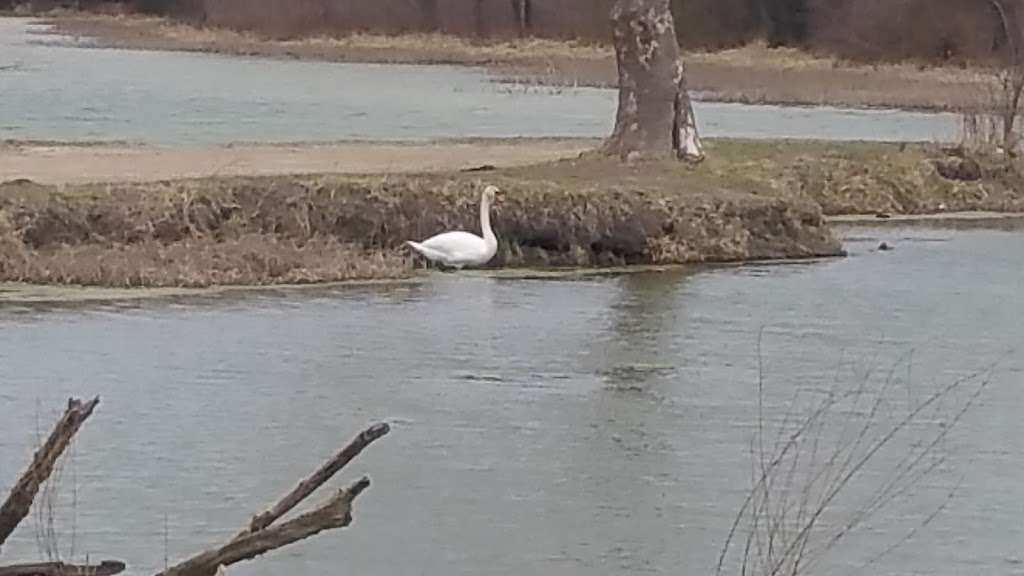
[0,397,100,551]
[159,422,390,576]
[238,422,390,537]
[157,478,370,576]
[0,560,125,576]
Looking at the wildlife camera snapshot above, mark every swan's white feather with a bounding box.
[407,231,491,268]
[405,185,500,269]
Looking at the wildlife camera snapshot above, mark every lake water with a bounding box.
[0,12,1018,576]
[0,18,962,146]
[0,222,1022,576]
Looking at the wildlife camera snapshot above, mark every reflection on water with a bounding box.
[0,225,1021,576]
[0,18,960,146]
[598,271,686,391]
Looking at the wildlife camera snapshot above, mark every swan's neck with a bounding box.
[480,194,496,247]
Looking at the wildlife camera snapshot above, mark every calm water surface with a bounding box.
[0,18,961,145]
[0,223,1021,576]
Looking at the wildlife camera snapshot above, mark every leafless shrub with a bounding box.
[988,0,1024,154]
[956,1,1024,155]
[717,341,992,576]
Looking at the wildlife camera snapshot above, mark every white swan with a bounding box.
[406,185,502,269]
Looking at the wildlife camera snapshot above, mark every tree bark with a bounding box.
[158,423,389,576]
[0,399,386,576]
[156,479,369,576]
[237,423,389,537]
[511,0,531,35]
[601,0,704,162]
[0,397,100,551]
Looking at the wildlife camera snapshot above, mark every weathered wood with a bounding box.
[0,560,125,576]
[601,0,704,161]
[157,478,370,576]
[0,397,100,550]
[238,422,389,537]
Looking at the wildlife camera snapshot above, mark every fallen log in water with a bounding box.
[239,422,390,537]
[0,397,390,576]
[157,478,371,576]
[159,423,390,576]
[0,560,125,576]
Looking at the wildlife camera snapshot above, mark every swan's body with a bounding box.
[406,185,500,269]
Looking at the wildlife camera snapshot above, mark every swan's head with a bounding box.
[483,185,503,204]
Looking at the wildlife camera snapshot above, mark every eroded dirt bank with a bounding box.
[0,176,838,287]
[1,139,1021,288]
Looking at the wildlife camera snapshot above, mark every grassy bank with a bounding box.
[1,139,1021,288]
[40,13,992,112]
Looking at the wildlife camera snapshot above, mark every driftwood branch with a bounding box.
[239,422,390,537]
[0,398,387,576]
[0,560,125,576]
[0,397,100,550]
[158,422,390,576]
[157,478,370,576]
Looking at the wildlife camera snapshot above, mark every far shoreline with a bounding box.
[22,12,996,114]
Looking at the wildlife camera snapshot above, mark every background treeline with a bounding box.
[5,0,1011,63]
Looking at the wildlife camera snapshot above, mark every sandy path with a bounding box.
[0,139,599,185]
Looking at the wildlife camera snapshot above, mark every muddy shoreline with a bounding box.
[1,139,1021,288]
[38,13,992,113]
[0,138,599,185]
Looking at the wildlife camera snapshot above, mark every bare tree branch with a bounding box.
[717,347,993,576]
[0,401,387,576]
[157,422,390,576]
[0,397,100,551]
[238,422,390,537]
[157,478,370,576]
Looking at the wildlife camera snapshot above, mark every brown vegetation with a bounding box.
[1,139,1023,288]
[0,168,840,287]
[717,353,991,576]
[22,0,1012,65]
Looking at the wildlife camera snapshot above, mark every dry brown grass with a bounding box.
[0,234,407,287]
[1,139,1021,288]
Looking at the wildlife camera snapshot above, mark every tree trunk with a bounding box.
[601,0,704,162]
[511,0,531,36]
